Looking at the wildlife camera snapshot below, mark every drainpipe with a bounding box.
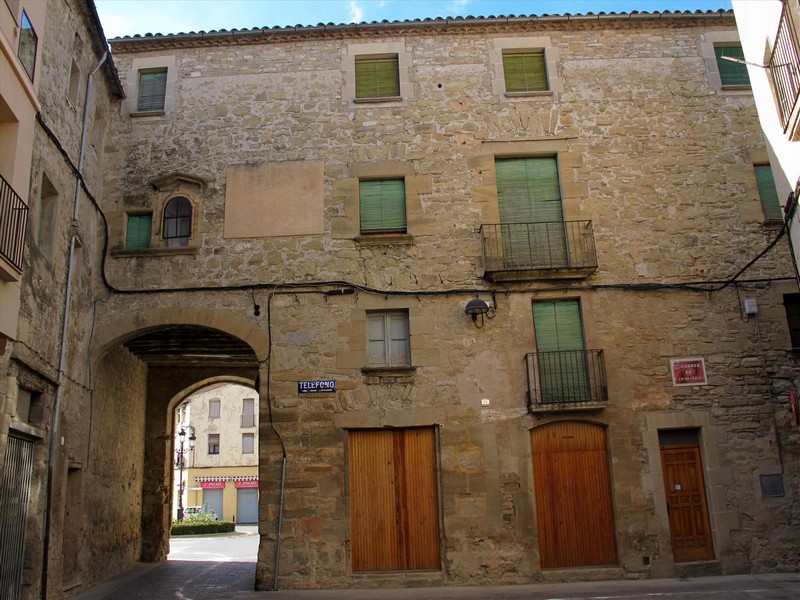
[42,51,107,599]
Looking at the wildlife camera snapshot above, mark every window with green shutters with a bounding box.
[137,69,167,111]
[359,179,407,234]
[502,51,548,93]
[532,300,589,403]
[754,164,783,222]
[126,213,152,249]
[355,55,400,99]
[495,157,566,267]
[714,45,750,88]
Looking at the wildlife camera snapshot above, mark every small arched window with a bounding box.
[163,196,192,247]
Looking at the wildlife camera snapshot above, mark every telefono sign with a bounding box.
[298,380,336,394]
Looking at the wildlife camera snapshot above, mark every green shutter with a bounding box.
[137,70,167,111]
[715,46,750,87]
[496,157,566,267]
[359,179,407,233]
[755,165,783,221]
[126,214,152,249]
[355,56,400,99]
[533,300,588,403]
[503,52,548,93]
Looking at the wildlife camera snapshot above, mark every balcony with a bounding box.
[0,174,29,279]
[770,1,800,140]
[481,220,597,283]
[525,350,608,412]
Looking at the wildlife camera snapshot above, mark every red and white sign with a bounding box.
[235,480,259,489]
[199,481,226,489]
[669,357,707,386]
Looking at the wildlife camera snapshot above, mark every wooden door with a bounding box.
[660,442,714,562]
[531,421,618,568]
[349,427,440,572]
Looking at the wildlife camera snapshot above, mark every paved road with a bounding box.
[74,529,800,600]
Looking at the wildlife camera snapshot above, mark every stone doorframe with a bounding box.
[642,411,743,576]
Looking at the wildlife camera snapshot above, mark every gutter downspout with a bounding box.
[42,51,107,599]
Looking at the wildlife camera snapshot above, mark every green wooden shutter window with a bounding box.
[355,56,400,99]
[503,52,548,93]
[137,70,167,111]
[715,46,750,87]
[496,157,562,224]
[533,300,588,403]
[755,165,783,221]
[126,214,152,249]
[359,179,407,233]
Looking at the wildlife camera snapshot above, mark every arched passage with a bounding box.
[88,321,262,565]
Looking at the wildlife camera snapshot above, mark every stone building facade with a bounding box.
[1,2,800,598]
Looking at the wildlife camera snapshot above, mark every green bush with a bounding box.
[171,519,235,536]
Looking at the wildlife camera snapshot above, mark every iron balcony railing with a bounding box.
[481,220,597,274]
[770,1,800,135]
[0,174,29,273]
[525,350,608,408]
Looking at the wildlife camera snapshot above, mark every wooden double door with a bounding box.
[531,421,618,568]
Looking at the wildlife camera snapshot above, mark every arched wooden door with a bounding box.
[531,421,618,568]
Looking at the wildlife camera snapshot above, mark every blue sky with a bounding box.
[94,0,733,39]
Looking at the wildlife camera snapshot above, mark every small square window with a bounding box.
[125,213,152,249]
[714,45,750,88]
[17,10,37,82]
[783,294,800,349]
[754,165,783,222]
[208,433,220,455]
[359,179,406,234]
[355,55,400,100]
[137,69,167,112]
[367,310,411,368]
[502,50,548,93]
[209,399,220,419]
[242,433,254,454]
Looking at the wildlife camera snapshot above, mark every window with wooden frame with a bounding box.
[125,213,152,249]
[366,310,411,368]
[208,434,220,455]
[754,164,783,222]
[349,427,441,572]
[359,179,407,234]
[502,50,548,93]
[137,68,168,112]
[355,55,400,100]
[714,45,750,88]
[163,196,192,247]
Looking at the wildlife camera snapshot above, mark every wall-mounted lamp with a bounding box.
[465,298,491,328]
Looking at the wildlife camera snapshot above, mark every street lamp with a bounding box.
[176,426,196,521]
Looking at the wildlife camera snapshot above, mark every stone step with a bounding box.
[539,566,626,583]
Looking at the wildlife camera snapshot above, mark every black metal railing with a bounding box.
[481,220,597,273]
[525,350,608,407]
[241,414,255,428]
[0,175,28,273]
[770,2,800,135]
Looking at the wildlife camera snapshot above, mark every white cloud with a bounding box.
[349,0,364,23]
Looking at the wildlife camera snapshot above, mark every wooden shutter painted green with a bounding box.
[533,300,588,403]
[503,52,548,93]
[360,179,406,233]
[137,69,167,111]
[126,214,152,249]
[496,157,566,267]
[355,56,400,99]
[715,46,750,87]
[755,165,783,221]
